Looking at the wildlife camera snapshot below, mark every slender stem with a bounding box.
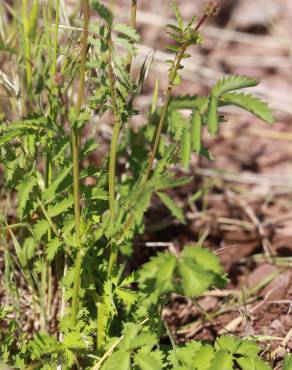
[122,15,209,236]
[96,301,105,351]
[107,35,123,277]
[41,0,60,331]
[125,0,137,73]
[51,0,60,80]
[141,44,188,184]
[22,0,32,101]
[40,261,47,330]
[108,36,121,219]
[143,13,208,183]
[70,0,89,325]
[91,318,149,370]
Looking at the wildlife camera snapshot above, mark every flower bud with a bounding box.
[204,0,220,16]
[54,72,64,87]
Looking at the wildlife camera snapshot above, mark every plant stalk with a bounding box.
[22,0,32,101]
[106,34,122,278]
[108,36,121,219]
[142,13,207,182]
[51,0,60,80]
[123,14,208,235]
[125,0,137,73]
[70,0,89,325]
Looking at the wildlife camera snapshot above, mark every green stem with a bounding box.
[125,0,137,73]
[22,0,32,101]
[108,36,121,219]
[70,0,89,325]
[96,301,105,351]
[51,0,60,80]
[122,15,209,236]
[107,35,122,276]
[141,43,188,183]
[43,0,59,320]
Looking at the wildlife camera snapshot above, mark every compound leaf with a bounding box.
[135,353,162,370]
[207,97,218,136]
[220,93,274,124]
[92,0,113,25]
[157,191,185,224]
[212,75,258,97]
[209,350,233,370]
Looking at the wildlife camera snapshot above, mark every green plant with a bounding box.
[0,0,277,369]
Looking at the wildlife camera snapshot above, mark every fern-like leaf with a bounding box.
[212,75,258,97]
[157,191,185,224]
[207,97,219,135]
[16,172,37,219]
[114,23,140,42]
[181,128,191,169]
[91,0,113,25]
[191,110,202,154]
[220,93,274,124]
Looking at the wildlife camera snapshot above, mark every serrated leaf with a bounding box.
[29,332,59,360]
[129,333,157,351]
[0,130,22,146]
[115,286,137,308]
[16,172,37,219]
[220,93,274,124]
[182,246,224,275]
[172,1,183,30]
[135,353,162,370]
[63,331,92,350]
[91,0,113,25]
[236,356,272,370]
[46,238,61,261]
[168,341,202,367]
[181,128,191,169]
[179,246,226,297]
[191,110,202,154]
[207,97,218,136]
[23,237,36,261]
[235,340,260,357]
[191,344,214,370]
[102,350,131,370]
[114,23,140,42]
[157,191,185,224]
[168,110,188,141]
[178,259,215,297]
[138,252,176,306]
[33,219,50,241]
[212,75,258,97]
[209,350,233,370]
[47,195,73,218]
[42,165,72,203]
[80,137,99,158]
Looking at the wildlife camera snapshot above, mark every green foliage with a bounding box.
[212,75,258,97]
[0,0,277,369]
[100,327,272,370]
[157,191,186,224]
[91,0,113,25]
[138,246,226,307]
[283,354,292,370]
[220,93,274,124]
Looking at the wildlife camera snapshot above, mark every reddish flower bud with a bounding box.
[54,72,64,87]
